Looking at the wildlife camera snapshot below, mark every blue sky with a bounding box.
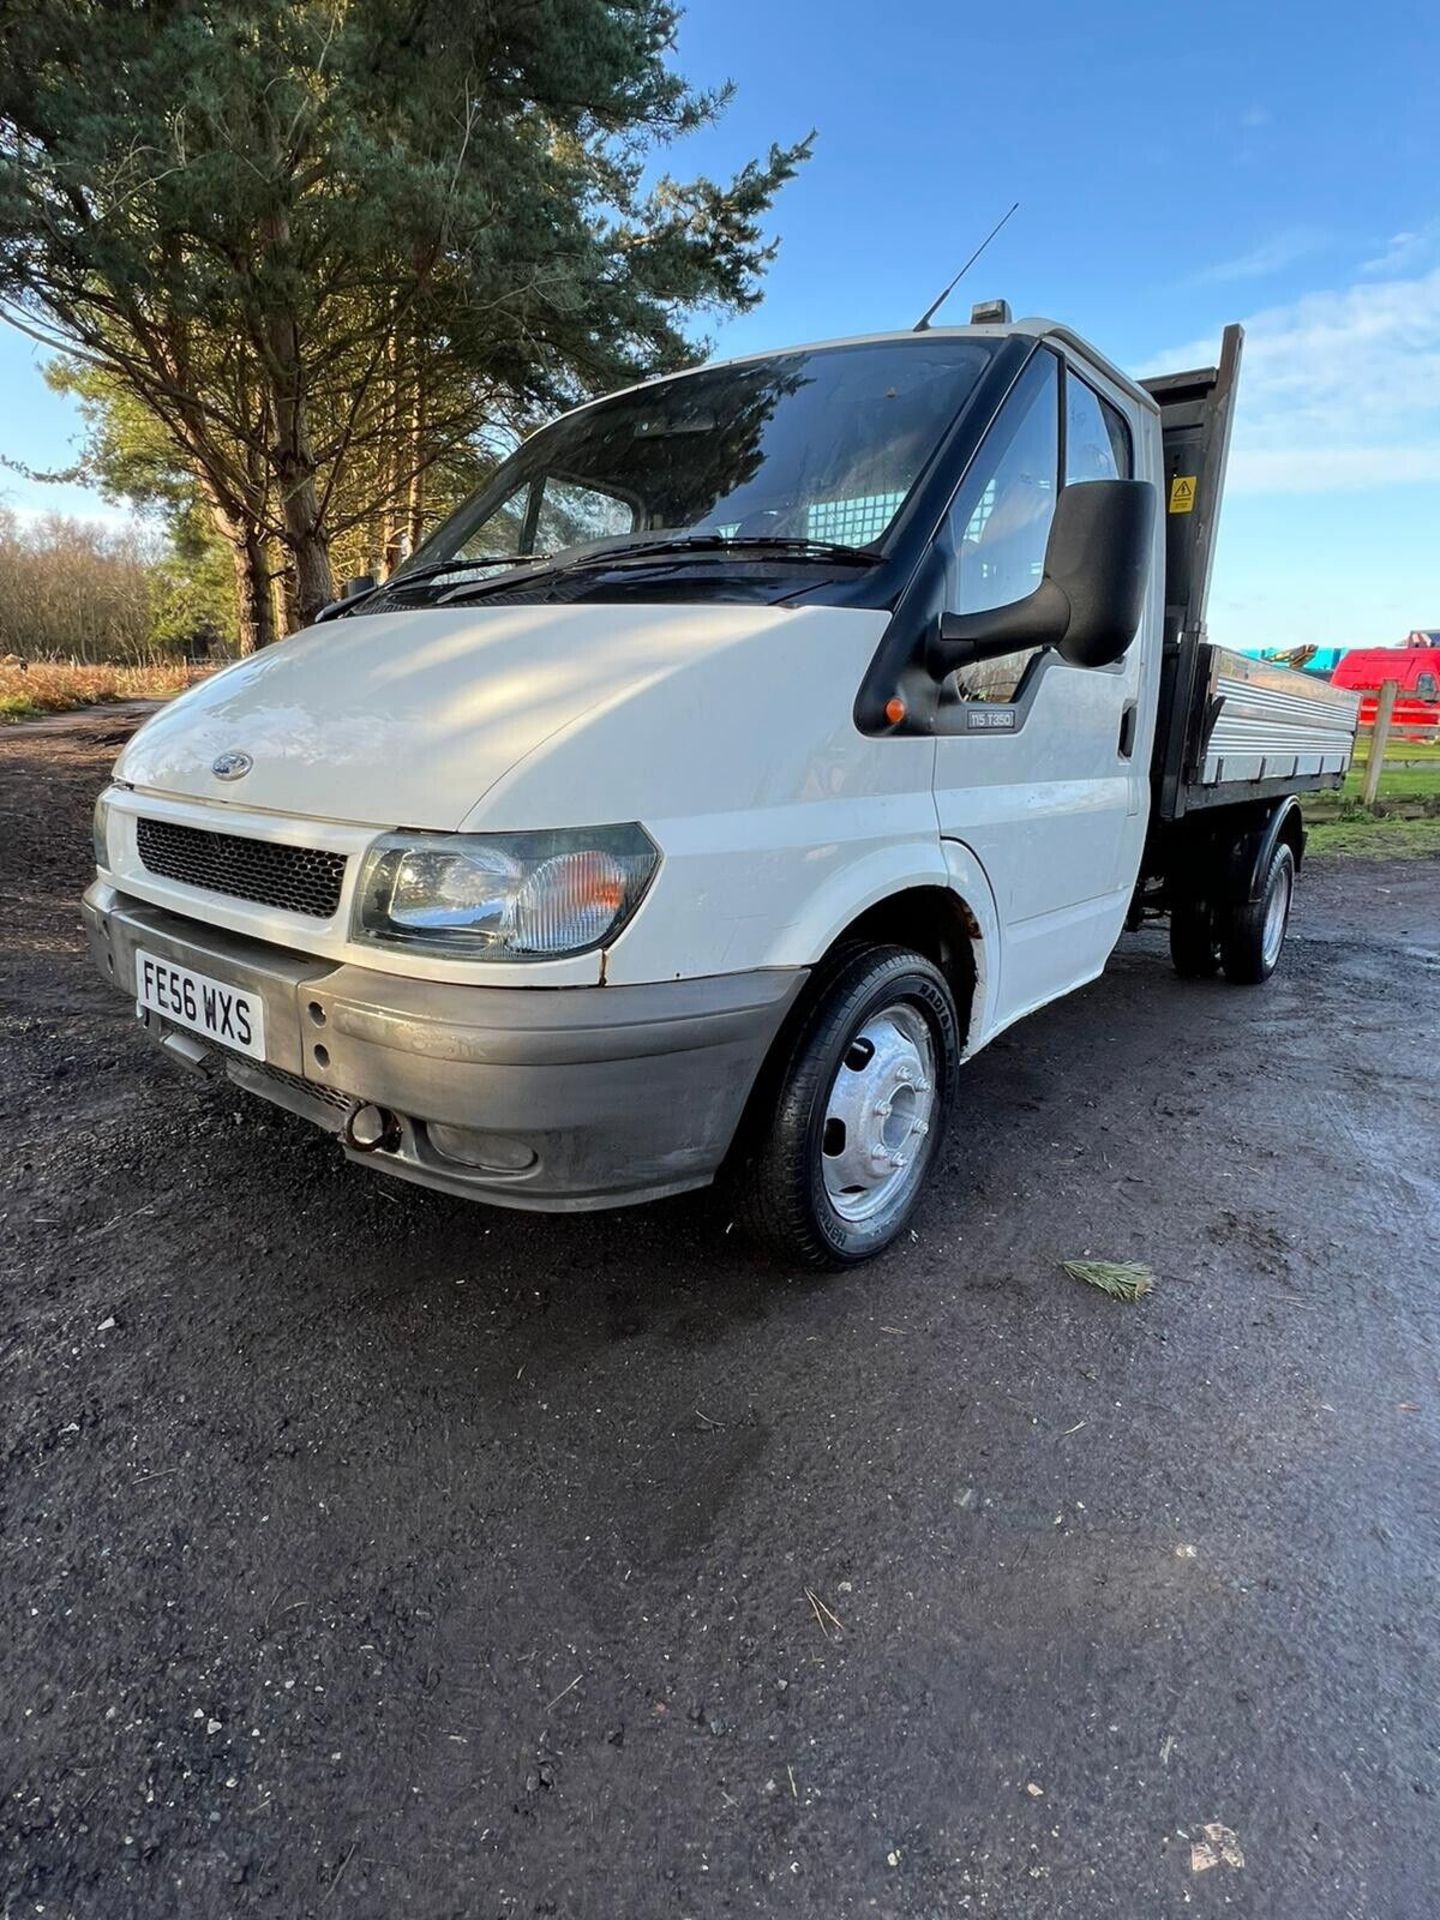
[3,0,1437,649]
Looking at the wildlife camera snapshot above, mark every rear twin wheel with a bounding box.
[1168,900,1221,978]
[736,945,961,1269]
[1168,840,1296,987]
[1220,840,1295,984]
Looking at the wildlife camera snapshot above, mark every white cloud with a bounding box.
[1190,228,1328,284]
[1190,227,1324,285]
[1143,264,1440,497]
[1361,224,1439,277]
[1239,105,1271,130]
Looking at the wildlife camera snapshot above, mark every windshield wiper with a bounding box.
[321,553,545,617]
[381,553,544,591]
[583,533,880,568]
[432,532,881,605]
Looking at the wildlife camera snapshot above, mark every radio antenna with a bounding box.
[913,202,1020,331]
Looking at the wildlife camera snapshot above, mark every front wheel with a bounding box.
[736,945,960,1269]
[1220,841,1295,984]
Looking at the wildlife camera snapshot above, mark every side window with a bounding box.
[944,351,1059,703]
[455,486,530,560]
[1066,373,1132,483]
[1418,671,1439,701]
[535,475,636,554]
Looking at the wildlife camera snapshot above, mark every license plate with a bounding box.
[135,950,266,1061]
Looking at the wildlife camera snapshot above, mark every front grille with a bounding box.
[137,817,346,919]
[246,1060,354,1114]
[220,1054,353,1132]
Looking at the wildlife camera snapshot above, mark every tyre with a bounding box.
[1220,840,1295,984]
[1169,900,1220,978]
[735,945,960,1269]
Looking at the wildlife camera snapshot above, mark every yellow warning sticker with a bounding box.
[1169,474,1197,514]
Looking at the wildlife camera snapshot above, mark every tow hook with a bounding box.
[344,1103,401,1154]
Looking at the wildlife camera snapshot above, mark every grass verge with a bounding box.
[0,659,213,723]
[1305,743,1440,857]
[1308,815,1440,859]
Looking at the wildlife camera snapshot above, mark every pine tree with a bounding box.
[0,0,809,642]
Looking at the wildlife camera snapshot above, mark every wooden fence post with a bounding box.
[1362,678,1399,809]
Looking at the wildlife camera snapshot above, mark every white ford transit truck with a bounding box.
[84,310,1358,1266]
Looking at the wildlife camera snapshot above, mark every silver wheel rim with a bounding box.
[1262,863,1292,969]
[820,1001,938,1224]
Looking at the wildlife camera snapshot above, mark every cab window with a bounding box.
[1066,372,1131,482]
[455,486,529,560]
[942,350,1059,703]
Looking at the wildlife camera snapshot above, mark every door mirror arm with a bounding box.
[927,582,1070,678]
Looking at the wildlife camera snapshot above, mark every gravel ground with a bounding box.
[3,716,1438,1920]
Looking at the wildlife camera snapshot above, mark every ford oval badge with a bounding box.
[212,750,253,781]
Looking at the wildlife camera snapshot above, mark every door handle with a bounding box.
[1118,701,1138,759]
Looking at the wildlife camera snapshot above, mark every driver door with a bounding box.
[932,349,1149,1028]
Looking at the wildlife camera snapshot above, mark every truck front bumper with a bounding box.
[82,883,806,1211]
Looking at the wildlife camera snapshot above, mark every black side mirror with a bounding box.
[928,479,1156,679]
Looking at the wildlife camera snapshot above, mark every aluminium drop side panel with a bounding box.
[1184,645,1360,800]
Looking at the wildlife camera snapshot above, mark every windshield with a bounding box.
[405,338,998,579]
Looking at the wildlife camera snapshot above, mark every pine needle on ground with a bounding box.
[1063,1259,1155,1303]
[803,1586,844,1640]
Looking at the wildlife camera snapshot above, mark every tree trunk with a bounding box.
[406,365,426,553]
[230,528,279,652]
[271,404,331,623]
[242,416,277,647]
[253,537,279,651]
[259,215,334,626]
[382,333,406,576]
[205,491,275,654]
[383,509,408,577]
[278,561,301,639]
[284,515,333,626]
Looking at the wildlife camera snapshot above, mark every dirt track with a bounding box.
[3,715,1438,1919]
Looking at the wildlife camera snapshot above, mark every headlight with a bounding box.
[92,789,113,869]
[353,825,660,958]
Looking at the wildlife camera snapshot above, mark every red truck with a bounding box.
[1331,635,1440,736]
